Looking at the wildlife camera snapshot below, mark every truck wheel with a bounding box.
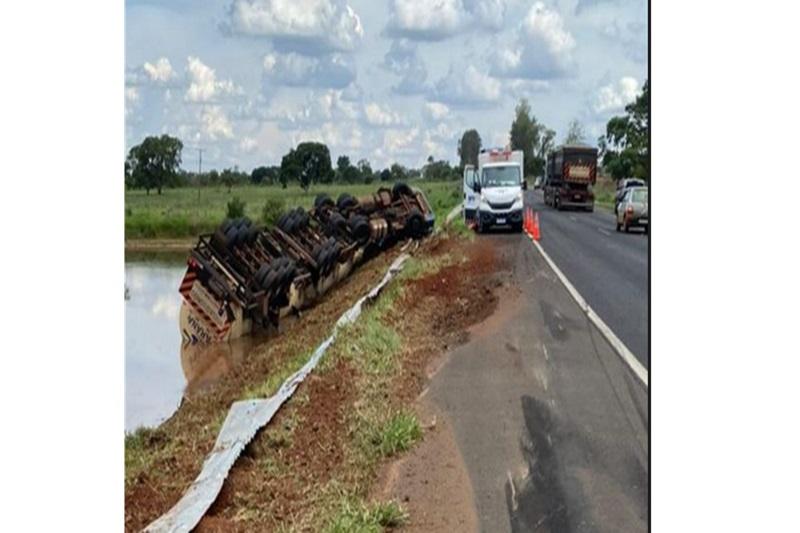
[616,222,621,232]
[406,208,425,239]
[392,182,413,200]
[555,197,562,211]
[349,215,371,245]
[337,193,357,212]
[586,205,594,213]
[624,221,630,233]
[314,194,334,210]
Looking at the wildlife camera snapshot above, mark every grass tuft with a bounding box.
[326,498,408,533]
[369,410,422,458]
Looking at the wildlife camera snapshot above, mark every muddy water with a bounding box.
[125,256,187,432]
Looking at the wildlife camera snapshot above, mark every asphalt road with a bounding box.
[525,189,649,367]
[429,234,649,532]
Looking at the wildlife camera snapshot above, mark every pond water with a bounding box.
[125,257,187,432]
[125,254,259,432]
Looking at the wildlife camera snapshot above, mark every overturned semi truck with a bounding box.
[178,183,435,345]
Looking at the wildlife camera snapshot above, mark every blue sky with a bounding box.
[125,0,647,172]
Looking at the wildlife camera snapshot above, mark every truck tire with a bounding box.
[616,222,621,232]
[314,194,334,210]
[392,182,413,200]
[555,197,562,211]
[349,215,370,245]
[406,208,425,239]
[325,212,348,237]
[337,193,357,212]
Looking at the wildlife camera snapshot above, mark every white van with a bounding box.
[472,149,526,232]
[463,164,479,223]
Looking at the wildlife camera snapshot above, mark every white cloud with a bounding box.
[125,87,140,104]
[224,0,363,52]
[386,0,507,40]
[151,295,179,320]
[383,127,420,156]
[143,57,175,82]
[382,39,428,94]
[387,0,464,40]
[185,57,239,103]
[424,102,450,121]
[239,136,258,153]
[263,52,355,88]
[594,76,639,113]
[364,102,403,127]
[290,121,363,152]
[201,106,234,139]
[433,64,500,106]
[491,2,575,79]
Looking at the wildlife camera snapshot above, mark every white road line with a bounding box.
[597,227,611,236]
[532,240,649,388]
[569,215,577,222]
[542,343,549,361]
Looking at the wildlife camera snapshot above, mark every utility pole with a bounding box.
[194,147,204,202]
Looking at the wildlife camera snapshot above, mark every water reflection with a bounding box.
[125,256,274,432]
[125,260,186,432]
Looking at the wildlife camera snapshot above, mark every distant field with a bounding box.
[125,181,462,239]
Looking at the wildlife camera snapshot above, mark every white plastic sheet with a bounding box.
[145,254,410,532]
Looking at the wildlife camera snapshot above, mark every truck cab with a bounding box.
[544,145,598,212]
[463,164,478,224]
[473,148,526,232]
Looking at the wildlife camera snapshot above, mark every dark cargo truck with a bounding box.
[544,145,598,211]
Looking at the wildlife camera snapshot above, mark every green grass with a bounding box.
[593,177,616,211]
[125,426,173,485]
[369,410,422,458]
[326,498,408,533]
[125,181,462,239]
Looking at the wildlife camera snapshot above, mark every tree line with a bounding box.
[125,138,461,194]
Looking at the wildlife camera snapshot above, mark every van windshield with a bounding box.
[482,166,520,188]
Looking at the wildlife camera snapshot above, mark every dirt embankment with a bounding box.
[125,232,503,532]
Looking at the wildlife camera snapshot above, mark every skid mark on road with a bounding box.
[507,396,571,533]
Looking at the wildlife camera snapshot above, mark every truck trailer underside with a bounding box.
[178,184,435,345]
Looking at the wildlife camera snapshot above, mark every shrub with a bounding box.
[261,197,285,226]
[226,196,246,219]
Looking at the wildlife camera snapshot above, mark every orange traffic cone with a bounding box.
[532,212,541,241]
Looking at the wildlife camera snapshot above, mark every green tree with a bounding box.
[295,142,333,189]
[380,168,391,182]
[390,163,407,183]
[280,149,301,189]
[126,134,183,195]
[357,158,373,183]
[509,99,553,178]
[251,166,270,185]
[598,80,649,181]
[336,155,351,182]
[564,120,586,145]
[458,129,482,167]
